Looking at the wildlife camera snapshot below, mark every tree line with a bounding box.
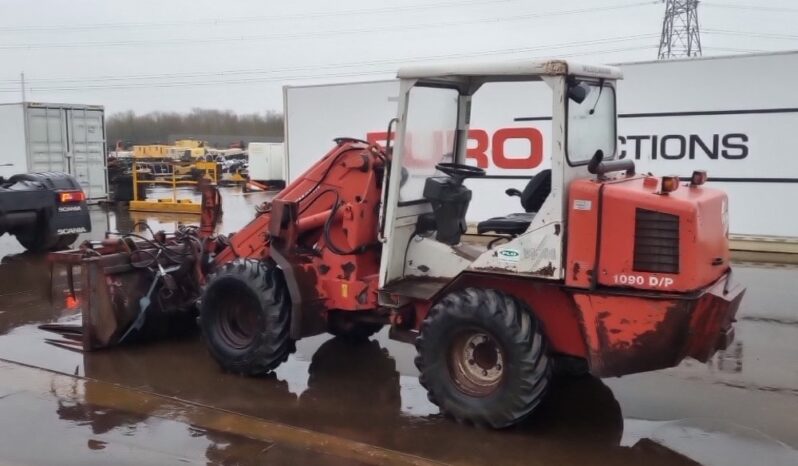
[106,108,284,148]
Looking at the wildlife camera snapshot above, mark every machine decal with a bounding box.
[613,274,675,288]
[57,205,83,213]
[56,227,88,235]
[497,249,521,263]
[573,200,592,211]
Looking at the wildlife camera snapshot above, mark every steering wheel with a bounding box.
[435,162,486,181]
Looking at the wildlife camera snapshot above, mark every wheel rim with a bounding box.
[448,329,505,397]
[218,294,259,350]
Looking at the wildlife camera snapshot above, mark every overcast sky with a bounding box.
[0,0,795,115]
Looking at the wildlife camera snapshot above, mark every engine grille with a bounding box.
[633,209,679,274]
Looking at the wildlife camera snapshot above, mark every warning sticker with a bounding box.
[573,199,592,211]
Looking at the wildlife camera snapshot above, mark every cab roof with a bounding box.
[397,59,622,82]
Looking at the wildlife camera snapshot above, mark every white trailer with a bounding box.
[0,102,107,199]
[284,51,798,241]
[247,142,285,186]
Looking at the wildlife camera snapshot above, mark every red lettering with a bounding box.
[368,127,544,170]
[492,127,543,169]
[466,129,489,168]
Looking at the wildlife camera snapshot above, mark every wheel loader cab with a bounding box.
[378,60,622,290]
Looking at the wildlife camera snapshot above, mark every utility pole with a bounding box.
[658,0,702,59]
[20,72,26,101]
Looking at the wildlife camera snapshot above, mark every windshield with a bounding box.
[399,85,459,203]
[566,82,617,164]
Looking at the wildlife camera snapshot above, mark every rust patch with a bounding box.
[417,265,430,273]
[534,262,556,277]
[572,262,581,281]
[554,224,561,236]
[319,264,330,275]
[592,300,693,377]
[473,266,512,273]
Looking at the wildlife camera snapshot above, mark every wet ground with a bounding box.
[0,186,797,465]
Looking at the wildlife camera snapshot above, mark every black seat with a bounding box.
[477,169,551,235]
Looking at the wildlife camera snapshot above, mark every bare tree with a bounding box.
[107,108,284,148]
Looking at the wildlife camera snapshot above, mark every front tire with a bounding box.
[200,259,292,376]
[415,287,551,428]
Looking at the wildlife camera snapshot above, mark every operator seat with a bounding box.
[476,169,551,235]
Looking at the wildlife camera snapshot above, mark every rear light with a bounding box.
[65,293,79,310]
[660,176,680,194]
[58,191,85,203]
[690,170,708,186]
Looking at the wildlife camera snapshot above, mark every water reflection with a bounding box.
[75,335,704,465]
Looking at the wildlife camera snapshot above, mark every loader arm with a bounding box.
[44,139,386,351]
[212,139,385,266]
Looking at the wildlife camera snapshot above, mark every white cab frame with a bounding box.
[378,60,622,287]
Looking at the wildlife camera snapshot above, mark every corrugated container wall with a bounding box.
[0,102,107,199]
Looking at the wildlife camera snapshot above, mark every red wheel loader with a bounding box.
[48,60,744,428]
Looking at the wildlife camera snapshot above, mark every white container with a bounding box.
[0,102,107,199]
[247,142,285,184]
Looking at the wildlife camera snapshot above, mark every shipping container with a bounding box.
[284,51,798,240]
[247,142,285,185]
[0,102,107,199]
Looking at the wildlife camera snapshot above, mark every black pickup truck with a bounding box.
[0,172,91,251]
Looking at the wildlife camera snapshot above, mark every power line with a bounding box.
[0,1,660,50]
[0,33,659,85]
[702,46,769,53]
[702,2,798,13]
[0,44,657,93]
[0,0,515,33]
[704,29,798,41]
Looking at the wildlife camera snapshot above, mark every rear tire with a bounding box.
[200,259,292,376]
[415,287,551,428]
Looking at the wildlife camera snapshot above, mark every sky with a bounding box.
[0,0,795,115]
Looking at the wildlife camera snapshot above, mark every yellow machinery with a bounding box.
[133,140,208,160]
[132,145,173,158]
[129,160,217,214]
[173,139,208,159]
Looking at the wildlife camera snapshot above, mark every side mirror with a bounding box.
[505,188,522,197]
[567,82,589,104]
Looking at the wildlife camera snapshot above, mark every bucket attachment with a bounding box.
[45,232,202,351]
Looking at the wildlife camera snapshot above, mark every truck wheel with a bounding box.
[415,287,551,428]
[327,311,383,342]
[16,228,58,252]
[54,234,79,250]
[200,259,292,376]
[17,231,78,252]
